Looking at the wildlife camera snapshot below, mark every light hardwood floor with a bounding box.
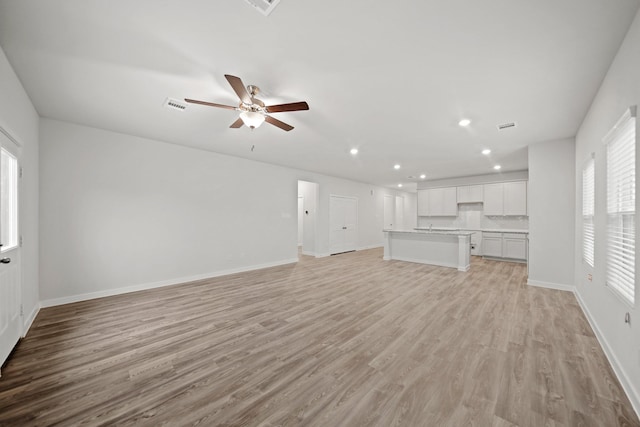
[1,248,638,426]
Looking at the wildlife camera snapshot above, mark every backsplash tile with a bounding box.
[416,203,528,231]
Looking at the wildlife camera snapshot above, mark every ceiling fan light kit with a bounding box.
[240,111,265,129]
[185,74,309,132]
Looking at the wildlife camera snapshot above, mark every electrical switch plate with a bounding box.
[587,273,592,282]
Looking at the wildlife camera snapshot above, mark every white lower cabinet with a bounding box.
[481,232,527,261]
[502,233,527,260]
[481,232,503,257]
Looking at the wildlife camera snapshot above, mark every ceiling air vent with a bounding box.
[497,122,516,130]
[243,0,281,16]
[164,98,187,112]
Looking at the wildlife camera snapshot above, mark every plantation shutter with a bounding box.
[605,107,636,304]
[583,156,595,267]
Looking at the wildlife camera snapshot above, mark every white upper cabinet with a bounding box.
[482,181,527,216]
[417,189,429,216]
[482,183,504,215]
[503,181,527,215]
[457,185,483,203]
[441,187,458,216]
[417,187,457,216]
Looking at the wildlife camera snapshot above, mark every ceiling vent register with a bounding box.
[244,0,281,16]
[164,98,187,111]
[497,122,516,130]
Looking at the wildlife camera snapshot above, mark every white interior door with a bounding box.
[395,196,404,230]
[329,195,358,254]
[343,197,357,250]
[383,195,394,229]
[0,130,22,373]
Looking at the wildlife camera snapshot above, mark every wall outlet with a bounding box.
[587,273,593,282]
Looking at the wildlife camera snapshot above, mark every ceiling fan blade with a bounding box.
[225,74,252,105]
[265,101,310,113]
[184,98,237,110]
[265,115,294,131]
[229,117,244,128]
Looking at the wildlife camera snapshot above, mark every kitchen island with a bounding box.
[383,229,473,271]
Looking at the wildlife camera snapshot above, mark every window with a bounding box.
[605,107,636,305]
[582,156,595,267]
[0,147,18,252]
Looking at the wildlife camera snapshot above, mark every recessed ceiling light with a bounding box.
[482,149,491,155]
[398,184,403,188]
[420,174,426,179]
[458,119,471,127]
[350,148,358,155]
[494,165,501,170]
[394,164,401,170]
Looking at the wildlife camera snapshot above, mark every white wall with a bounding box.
[528,138,575,289]
[0,46,39,331]
[574,8,640,413]
[39,119,414,303]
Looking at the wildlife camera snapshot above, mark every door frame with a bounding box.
[0,125,23,373]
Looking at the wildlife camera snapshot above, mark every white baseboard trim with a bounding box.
[41,257,299,308]
[356,244,383,251]
[573,291,640,420]
[22,303,41,338]
[526,279,575,292]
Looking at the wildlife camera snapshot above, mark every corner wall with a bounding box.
[528,138,576,289]
[574,7,640,414]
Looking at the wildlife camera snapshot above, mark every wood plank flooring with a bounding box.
[1,248,638,426]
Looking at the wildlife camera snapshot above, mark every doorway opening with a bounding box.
[297,180,318,257]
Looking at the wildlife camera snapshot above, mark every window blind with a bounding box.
[605,107,636,305]
[583,157,595,267]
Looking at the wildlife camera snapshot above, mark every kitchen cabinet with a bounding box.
[457,185,483,203]
[483,183,503,215]
[481,232,503,257]
[482,181,527,216]
[481,231,527,261]
[417,187,457,216]
[417,189,429,216]
[503,233,527,260]
[503,181,527,215]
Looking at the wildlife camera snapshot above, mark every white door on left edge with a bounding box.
[0,130,22,372]
[329,195,358,255]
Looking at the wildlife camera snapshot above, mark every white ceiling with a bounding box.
[1,0,638,191]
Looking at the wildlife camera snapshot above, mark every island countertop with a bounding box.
[413,227,528,234]
[383,229,471,271]
[384,229,475,236]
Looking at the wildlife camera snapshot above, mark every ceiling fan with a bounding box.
[185,74,309,132]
